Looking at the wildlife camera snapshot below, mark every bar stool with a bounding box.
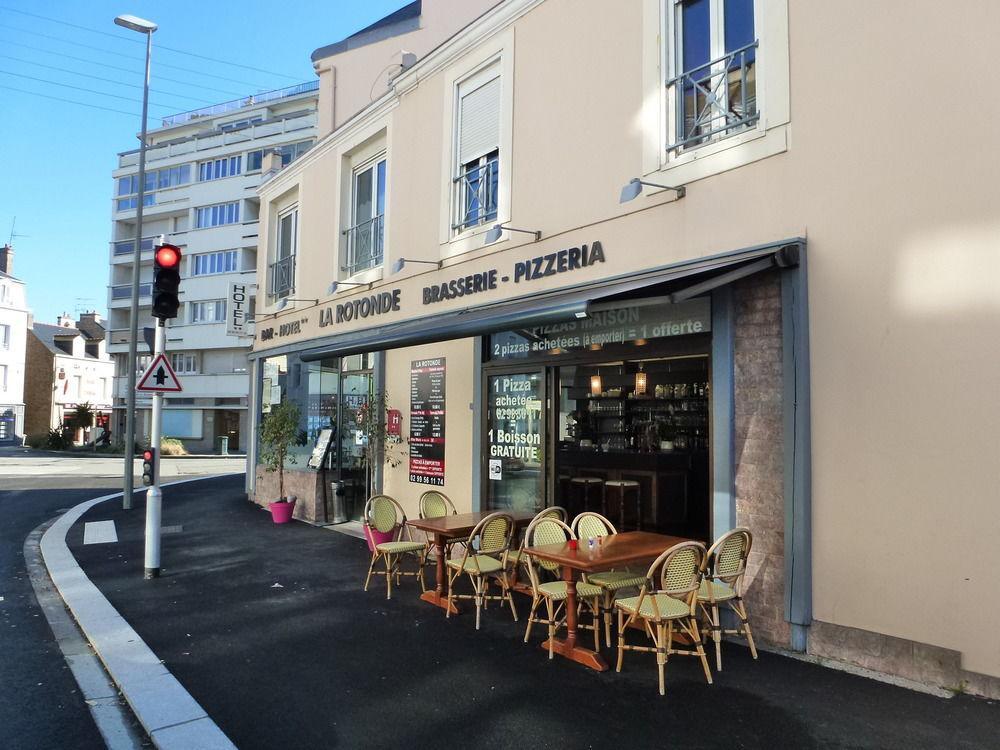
[605,479,641,531]
[570,477,603,515]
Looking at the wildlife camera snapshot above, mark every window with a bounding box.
[169,353,199,374]
[344,156,386,274]
[190,300,226,323]
[279,140,313,167]
[270,209,297,299]
[115,165,190,210]
[195,201,241,229]
[193,250,239,276]
[0,364,6,391]
[198,156,243,182]
[247,149,263,171]
[667,0,757,152]
[453,64,500,233]
[218,117,262,132]
[0,324,9,350]
[0,283,8,303]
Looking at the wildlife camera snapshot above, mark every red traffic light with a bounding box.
[143,450,153,461]
[154,244,181,269]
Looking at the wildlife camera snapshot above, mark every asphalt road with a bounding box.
[0,477,122,750]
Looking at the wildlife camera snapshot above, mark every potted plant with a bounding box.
[259,399,301,524]
[70,402,95,446]
[356,392,408,550]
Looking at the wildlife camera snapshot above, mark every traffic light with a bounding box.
[141,447,156,486]
[152,242,182,320]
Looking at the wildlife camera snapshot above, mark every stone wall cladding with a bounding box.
[732,271,790,648]
[23,335,54,436]
[254,467,325,523]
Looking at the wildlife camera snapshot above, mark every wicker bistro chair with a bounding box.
[418,490,465,561]
[698,527,758,671]
[362,495,427,600]
[522,517,603,657]
[507,506,568,574]
[615,541,713,696]
[571,512,647,647]
[445,512,519,630]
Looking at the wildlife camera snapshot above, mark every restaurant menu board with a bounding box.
[409,358,446,485]
[307,428,334,470]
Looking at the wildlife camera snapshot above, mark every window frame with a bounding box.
[270,206,298,300]
[192,249,240,276]
[343,153,387,275]
[190,299,227,324]
[195,201,241,229]
[169,352,199,374]
[0,323,10,350]
[452,61,502,236]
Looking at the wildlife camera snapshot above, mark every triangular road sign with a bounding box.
[136,354,183,393]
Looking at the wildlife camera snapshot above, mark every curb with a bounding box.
[40,476,239,750]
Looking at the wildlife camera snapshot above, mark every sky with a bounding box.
[0,0,407,323]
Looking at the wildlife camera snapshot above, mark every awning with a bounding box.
[256,239,801,362]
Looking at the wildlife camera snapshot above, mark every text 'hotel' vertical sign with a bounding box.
[409,357,445,486]
[227,282,256,337]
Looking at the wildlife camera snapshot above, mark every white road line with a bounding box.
[83,520,118,544]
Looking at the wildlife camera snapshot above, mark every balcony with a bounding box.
[269,254,295,298]
[667,41,758,152]
[342,215,384,275]
[453,157,498,232]
[112,237,156,257]
[111,283,151,300]
[159,81,319,128]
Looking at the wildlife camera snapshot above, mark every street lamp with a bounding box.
[115,13,157,510]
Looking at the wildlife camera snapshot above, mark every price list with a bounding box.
[409,357,446,485]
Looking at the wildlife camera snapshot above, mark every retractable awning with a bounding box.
[254,239,801,362]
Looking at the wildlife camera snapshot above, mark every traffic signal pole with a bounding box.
[144,319,165,579]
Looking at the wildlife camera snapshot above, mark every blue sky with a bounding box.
[0,0,406,323]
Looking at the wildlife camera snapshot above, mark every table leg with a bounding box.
[540,566,608,671]
[420,534,459,614]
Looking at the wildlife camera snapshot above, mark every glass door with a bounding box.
[484,370,546,512]
[337,354,374,521]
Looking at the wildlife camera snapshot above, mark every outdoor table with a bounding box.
[522,530,694,671]
[407,510,536,614]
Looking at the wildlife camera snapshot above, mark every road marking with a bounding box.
[161,525,184,535]
[83,520,118,545]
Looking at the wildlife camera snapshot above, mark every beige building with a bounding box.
[248,0,1000,697]
[24,313,114,441]
[0,245,29,442]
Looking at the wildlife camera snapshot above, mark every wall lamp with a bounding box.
[327,280,372,295]
[619,177,685,203]
[484,224,542,245]
[391,257,442,274]
[276,297,318,311]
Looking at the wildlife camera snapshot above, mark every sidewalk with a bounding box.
[59,476,997,749]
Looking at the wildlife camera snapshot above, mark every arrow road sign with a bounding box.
[136,353,183,393]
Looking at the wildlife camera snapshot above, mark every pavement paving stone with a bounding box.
[120,671,207,733]
[151,717,237,750]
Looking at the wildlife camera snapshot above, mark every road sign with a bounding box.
[136,354,183,393]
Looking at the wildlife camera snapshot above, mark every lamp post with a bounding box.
[114,14,158,510]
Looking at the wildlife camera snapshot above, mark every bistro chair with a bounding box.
[362,495,427,600]
[615,540,712,695]
[698,527,758,671]
[418,489,465,562]
[522,517,603,657]
[572,512,647,647]
[446,512,518,630]
[507,506,568,573]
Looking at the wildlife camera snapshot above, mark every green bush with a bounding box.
[160,437,188,456]
[25,432,48,449]
[45,428,73,450]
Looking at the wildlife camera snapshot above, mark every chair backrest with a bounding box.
[572,511,616,540]
[643,541,707,606]
[365,494,403,535]
[468,512,515,556]
[419,490,456,519]
[537,505,568,524]
[524,517,574,584]
[707,527,752,584]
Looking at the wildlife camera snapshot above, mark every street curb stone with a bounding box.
[40,476,239,750]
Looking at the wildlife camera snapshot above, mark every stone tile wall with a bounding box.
[254,467,326,523]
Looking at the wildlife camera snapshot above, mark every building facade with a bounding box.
[0,245,29,443]
[248,0,1000,699]
[24,313,114,441]
[107,83,319,453]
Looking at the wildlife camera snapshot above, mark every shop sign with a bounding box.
[387,409,402,436]
[409,358,445,485]
[227,282,256,337]
[487,373,543,472]
[319,290,401,327]
[488,297,711,359]
[259,317,308,342]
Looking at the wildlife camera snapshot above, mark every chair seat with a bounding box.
[538,581,604,601]
[616,593,691,620]
[697,580,737,602]
[446,554,504,574]
[506,549,524,565]
[376,540,426,554]
[588,570,646,591]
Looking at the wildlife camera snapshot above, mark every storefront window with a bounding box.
[485,371,545,512]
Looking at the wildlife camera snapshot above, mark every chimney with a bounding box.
[261,149,283,180]
[0,244,12,276]
[58,313,75,328]
[79,311,102,325]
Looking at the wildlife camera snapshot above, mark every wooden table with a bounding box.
[407,510,536,614]
[523,531,694,671]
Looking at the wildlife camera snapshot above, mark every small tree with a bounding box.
[356,391,407,500]
[70,402,95,431]
[259,400,301,501]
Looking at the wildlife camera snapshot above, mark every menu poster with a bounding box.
[307,428,334,470]
[409,358,446,485]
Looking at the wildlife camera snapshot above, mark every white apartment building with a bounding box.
[0,245,29,443]
[107,82,318,453]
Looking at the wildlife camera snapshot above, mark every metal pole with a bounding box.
[144,320,165,579]
[124,30,153,510]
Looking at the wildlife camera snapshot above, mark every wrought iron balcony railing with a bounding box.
[453,157,498,232]
[667,41,758,152]
[269,254,295,298]
[342,214,384,276]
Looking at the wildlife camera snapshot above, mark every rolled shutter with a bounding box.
[458,74,500,166]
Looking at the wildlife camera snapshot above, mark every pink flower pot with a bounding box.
[269,498,296,524]
[364,523,396,552]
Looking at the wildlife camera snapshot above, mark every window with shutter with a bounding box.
[454,65,501,233]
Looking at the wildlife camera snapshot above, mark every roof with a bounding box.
[0,268,21,282]
[31,322,103,358]
[75,316,106,342]
[311,1,421,62]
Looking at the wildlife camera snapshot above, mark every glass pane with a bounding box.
[485,372,544,512]
[279,214,293,258]
[681,0,711,75]
[724,0,755,55]
[376,160,386,216]
[353,166,373,224]
[339,371,371,521]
